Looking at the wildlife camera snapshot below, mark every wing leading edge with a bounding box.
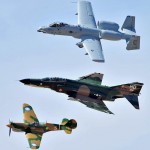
[81,36,105,62]
[78,1,97,28]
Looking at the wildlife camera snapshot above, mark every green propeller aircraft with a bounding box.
[7,103,77,149]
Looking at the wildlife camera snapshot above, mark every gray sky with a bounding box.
[1,0,150,149]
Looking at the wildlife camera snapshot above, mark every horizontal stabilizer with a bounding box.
[126,36,140,50]
[61,118,77,134]
[111,82,143,109]
[125,95,139,109]
[61,118,69,126]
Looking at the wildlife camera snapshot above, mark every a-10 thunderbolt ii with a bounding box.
[37,0,140,62]
[7,103,77,149]
[20,73,143,114]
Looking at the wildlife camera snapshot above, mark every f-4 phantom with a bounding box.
[7,103,77,149]
[20,73,143,114]
[37,1,140,62]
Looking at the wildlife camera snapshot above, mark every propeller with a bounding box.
[9,126,12,137]
[7,119,13,137]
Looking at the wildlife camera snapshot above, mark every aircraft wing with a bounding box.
[77,1,97,28]
[78,73,104,86]
[80,100,113,114]
[81,36,105,62]
[68,95,113,114]
[23,103,39,124]
[26,133,42,149]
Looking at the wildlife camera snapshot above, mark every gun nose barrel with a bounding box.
[37,27,47,33]
[37,27,42,32]
[37,27,46,32]
[20,79,31,85]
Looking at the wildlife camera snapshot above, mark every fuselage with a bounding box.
[7,122,61,134]
[38,22,132,41]
[20,78,123,101]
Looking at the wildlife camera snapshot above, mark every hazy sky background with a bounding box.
[1,0,150,149]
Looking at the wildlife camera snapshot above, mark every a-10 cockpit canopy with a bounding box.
[42,77,66,82]
[49,22,68,27]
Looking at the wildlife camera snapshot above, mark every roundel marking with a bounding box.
[25,107,31,112]
[32,143,37,147]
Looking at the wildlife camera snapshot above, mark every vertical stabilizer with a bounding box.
[121,16,136,33]
[122,16,140,50]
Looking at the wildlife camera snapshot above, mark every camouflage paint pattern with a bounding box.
[7,104,77,149]
[60,118,77,134]
[78,73,103,86]
[26,133,42,149]
[23,104,39,123]
[20,73,144,114]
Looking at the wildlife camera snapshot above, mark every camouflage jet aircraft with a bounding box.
[7,103,77,149]
[20,73,143,114]
[37,1,140,62]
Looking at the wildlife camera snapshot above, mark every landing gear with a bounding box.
[76,42,83,48]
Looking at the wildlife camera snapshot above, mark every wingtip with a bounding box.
[135,105,140,110]
[109,111,114,115]
[93,59,105,63]
[23,103,30,108]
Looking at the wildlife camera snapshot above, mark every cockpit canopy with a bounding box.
[49,22,68,27]
[29,122,45,127]
[42,77,66,82]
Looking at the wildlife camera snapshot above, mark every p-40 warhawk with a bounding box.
[7,103,77,149]
[38,0,140,62]
[20,73,143,114]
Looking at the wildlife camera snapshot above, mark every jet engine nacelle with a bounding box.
[98,21,119,31]
[76,42,83,48]
[100,30,123,41]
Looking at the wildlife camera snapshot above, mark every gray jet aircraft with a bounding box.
[38,0,140,62]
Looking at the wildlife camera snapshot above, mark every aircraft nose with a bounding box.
[20,79,43,87]
[37,27,47,33]
[20,79,31,85]
[7,124,12,128]
[37,27,42,32]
